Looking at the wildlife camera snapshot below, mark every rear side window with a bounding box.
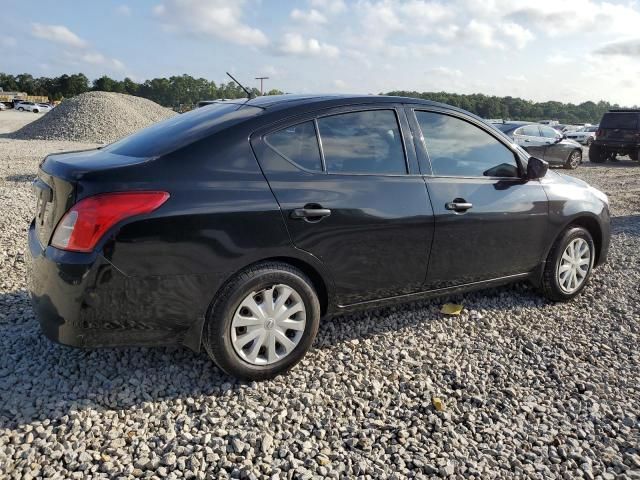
[601,113,639,129]
[416,111,519,178]
[265,121,322,171]
[518,125,541,137]
[317,110,407,175]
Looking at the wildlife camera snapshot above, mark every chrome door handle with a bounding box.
[445,201,473,212]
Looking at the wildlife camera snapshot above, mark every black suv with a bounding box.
[590,109,640,162]
[28,95,611,380]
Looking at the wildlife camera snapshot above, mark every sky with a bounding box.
[1,0,640,105]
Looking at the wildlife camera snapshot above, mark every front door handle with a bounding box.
[445,200,473,212]
[291,206,332,221]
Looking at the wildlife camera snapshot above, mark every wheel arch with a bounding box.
[568,216,603,266]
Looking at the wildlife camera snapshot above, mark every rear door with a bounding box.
[408,108,549,289]
[251,105,434,306]
[539,125,570,165]
[513,125,548,158]
[599,112,639,144]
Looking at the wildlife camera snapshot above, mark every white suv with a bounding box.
[15,101,52,113]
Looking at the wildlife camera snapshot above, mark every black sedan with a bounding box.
[28,95,610,380]
[496,121,584,169]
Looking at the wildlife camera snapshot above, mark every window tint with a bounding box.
[106,102,262,157]
[541,126,559,138]
[317,110,407,175]
[266,121,322,171]
[601,113,639,129]
[519,125,540,137]
[416,111,519,178]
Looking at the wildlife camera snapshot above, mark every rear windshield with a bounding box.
[600,112,639,129]
[105,102,262,157]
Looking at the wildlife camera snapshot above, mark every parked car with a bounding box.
[28,95,610,380]
[495,121,584,169]
[590,109,640,162]
[15,101,52,113]
[565,126,598,146]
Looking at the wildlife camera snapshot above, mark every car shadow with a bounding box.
[0,282,542,430]
[1,215,637,430]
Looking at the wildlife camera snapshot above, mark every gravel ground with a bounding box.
[0,114,639,479]
[10,92,176,143]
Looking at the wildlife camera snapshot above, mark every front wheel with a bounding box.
[33,109,39,113]
[17,107,24,112]
[203,262,321,380]
[541,226,595,302]
[564,149,582,169]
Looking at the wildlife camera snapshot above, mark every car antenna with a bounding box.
[226,72,253,99]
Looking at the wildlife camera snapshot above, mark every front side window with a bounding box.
[416,111,520,178]
[317,110,407,175]
[265,121,322,171]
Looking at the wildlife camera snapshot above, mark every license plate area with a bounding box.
[32,178,54,246]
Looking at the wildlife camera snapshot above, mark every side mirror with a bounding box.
[527,156,548,180]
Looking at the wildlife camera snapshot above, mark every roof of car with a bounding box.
[207,93,457,111]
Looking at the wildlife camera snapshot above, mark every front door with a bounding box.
[410,108,549,289]
[252,106,434,306]
[513,124,549,159]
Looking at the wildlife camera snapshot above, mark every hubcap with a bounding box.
[570,151,581,167]
[557,238,592,294]
[231,284,306,365]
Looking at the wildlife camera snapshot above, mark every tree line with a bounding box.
[0,72,626,122]
[0,73,282,109]
[385,90,624,124]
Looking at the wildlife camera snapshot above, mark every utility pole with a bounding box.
[255,76,269,96]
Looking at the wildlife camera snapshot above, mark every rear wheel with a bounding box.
[541,226,595,302]
[33,109,39,113]
[564,149,582,169]
[588,144,607,163]
[17,107,24,112]
[630,150,639,161]
[203,262,321,380]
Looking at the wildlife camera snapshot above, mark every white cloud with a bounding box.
[502,22,533,49]
[31,23,87,48]
[277,33,339,58]
[463,20,500,48]
[115,5,132,16]
[291,8,327,24]
[310,0,346,14]
[78,52,125,70]
[333,79,347,88]
[546,54,574,65]
[427,66,463,77]
[153,0,268,46]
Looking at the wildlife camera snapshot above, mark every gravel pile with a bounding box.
[10,92,176,143]
[0,136,639,479]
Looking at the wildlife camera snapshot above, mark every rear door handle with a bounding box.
[291,207,332,221]
[445,201,473,212]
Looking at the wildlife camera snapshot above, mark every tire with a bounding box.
[588,144,607,163]
[17,107,24,112]
[564,149,582,169]
[630,150,639,161]
[33,109,39,113]
[202,262,321,380]
[541,226,595,302]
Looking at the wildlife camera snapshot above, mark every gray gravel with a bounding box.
[0,124,639,479]
[9,92,176,143]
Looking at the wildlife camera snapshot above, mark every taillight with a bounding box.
[596,129,603,138]
[51,191,169,252]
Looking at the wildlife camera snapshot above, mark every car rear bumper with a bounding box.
[27,220,208,351]
[593,140,640,150]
